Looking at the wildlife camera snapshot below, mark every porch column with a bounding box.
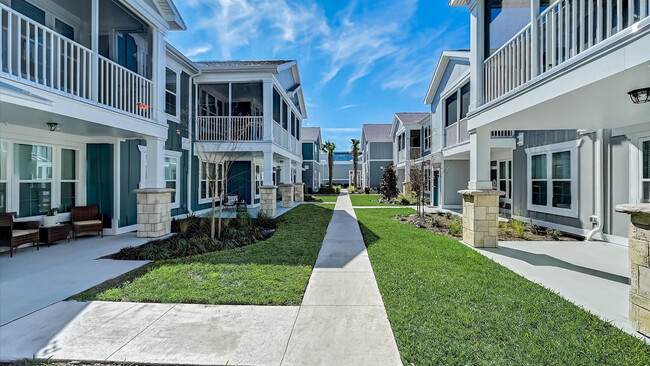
[282,159,292,184]
[263,151,274,186]
[90,0,99,102]
[136,137,172,238]
[263,80,274,141]
[459,127,501,248]
[152,29,167,124]
[615,204,650,337]
[469,0,486,109]
[279,184,294,208]
[260,151,277,216]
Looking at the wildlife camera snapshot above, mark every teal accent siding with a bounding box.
[86,144,114,227]
[119,140,143,227]
[302,142,314,160]
[228,161,252,204]
[166,120,189,216]
[191,155,213,211]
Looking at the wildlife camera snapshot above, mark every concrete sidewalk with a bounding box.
[1,193,401,365]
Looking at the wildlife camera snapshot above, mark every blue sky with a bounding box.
[168,0,470,151]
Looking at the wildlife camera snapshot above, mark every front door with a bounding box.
[433,170,439,207]
[227,161,252,204]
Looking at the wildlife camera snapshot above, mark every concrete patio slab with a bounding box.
[280,305,402,366]
[0,233,150,325]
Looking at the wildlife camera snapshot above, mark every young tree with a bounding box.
[407,160,427,216]
[322,141,336,187]
[350,138,360,188]
[380,163,398,201]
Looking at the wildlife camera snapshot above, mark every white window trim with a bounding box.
[198,158,222,205]
[641,137,650,203]
[165,151,182,210]
[165,67,180,120]
[492,159,512,203]
[254,164,262,198]
[525,140,580,218]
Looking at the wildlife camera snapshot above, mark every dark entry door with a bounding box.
[228,161,252,204]
[433,170,439,207]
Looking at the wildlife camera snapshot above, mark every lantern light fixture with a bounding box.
[47,122,58,132]
[628,87,650,104]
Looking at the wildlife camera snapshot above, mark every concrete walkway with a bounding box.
[1,193,401,365]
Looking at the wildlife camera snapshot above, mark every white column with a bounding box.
[468,127,492,190]
[282,159,292,184]
[144,137,166,189]
[151,29,167,124]
[531,0,541,77]
[296,160,303,183]
[90,0,99,102]
[263,151,274,186]
[469,0,486,110]
[263,80,274,141]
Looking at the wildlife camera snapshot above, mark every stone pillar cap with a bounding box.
[135,188,175,193]
[279,183,295,187]
[615,203,650,215]
[458,189,504,196]
[260,185,278,189]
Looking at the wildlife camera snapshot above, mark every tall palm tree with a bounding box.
[323,141,336,187]
[350,138,360,188]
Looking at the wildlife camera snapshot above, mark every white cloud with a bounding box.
[184,45,212,57]
[337,104,360,110]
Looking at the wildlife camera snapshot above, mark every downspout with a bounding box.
[586,129,604,241]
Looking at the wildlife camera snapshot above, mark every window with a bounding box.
[642,140,649,203]
[165,68,177,116]
[199,160,222,204]
[445,92,458,127]
[497,160,512,200]
[485,0,531,57]
[297,118,301,140]
[273,89,281,123]
[291,113,297,138]
[526,141,578,217]
[54,19,74,41]
[424,126,431,151]
[164,156,180,209]
[231,83,263,116]
[460,83,470,119]
[0,142,6,213]
[282,101,288,130]
[255,165,263,197]
[60,149,77,212]
[15,144,52,217]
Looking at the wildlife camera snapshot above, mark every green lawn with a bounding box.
[311,195,339,203]
[349,194,396,206]
[356,208,650,365]
[74,204,333,306]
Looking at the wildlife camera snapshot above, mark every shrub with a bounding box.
[364,187,370,194]
[449,216,463,236]
[256,211,276,229]
[399,195,411,205]
[237,211,253,228]
[304,195,316,202]
[546,228,562,240]
[141,243,170,261]
[348,186,356,194]
[380,163,398,201]
[511,219,526,238]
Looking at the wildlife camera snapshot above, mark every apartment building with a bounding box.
[301,126,323,192]
[360,123,392,190]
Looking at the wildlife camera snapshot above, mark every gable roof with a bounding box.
[195,60,295,71]
[395,113,430,125]
[449,0,468,6]
[301,127,321,142]
[423,50,470,105]
[362,124,392,143]
[153,0,186,30]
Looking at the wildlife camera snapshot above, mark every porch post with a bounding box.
[282,159,291,184]
[152,29,167,124]
[615,204,650,337]
[90,0,99,102]
[263,151,274,186]
[135,137,172,238]
[459,127,502,248]
[469,0,486,109]
[259,150,277,217]
[263,80,274,141]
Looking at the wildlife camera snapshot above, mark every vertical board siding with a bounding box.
[119,140,143,227]
[86,144,114,226]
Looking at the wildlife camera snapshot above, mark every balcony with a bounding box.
[0,3,153,119]
[195,116,263,141]
[484,0,650,103]
[444,118,470,148]
[491,130,515,138]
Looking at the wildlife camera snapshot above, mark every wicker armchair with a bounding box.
[0,213,40,257]
[70,205,104,240]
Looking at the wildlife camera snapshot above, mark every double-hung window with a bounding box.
[164,154,181,209]
[291,113,297,138]
[165,68,177,116]
[424,126,431,151]
[642,140,650,203]
[273,89,281,124]
[0,142,7,213]
[282,101,288,130]
[199,160,222,204]
[15,144,53,217]
[60,149,78,212]
[255,165,263,197]
[526,141,578,217]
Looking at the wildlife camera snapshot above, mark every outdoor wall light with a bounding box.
[628,87,650,104]
[47,122,58,132]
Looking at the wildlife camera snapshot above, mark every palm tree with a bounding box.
[350,138,360,188]
[323,141,336,187]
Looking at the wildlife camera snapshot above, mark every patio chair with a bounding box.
[223,195,240,211]
[70,205,104,240]
[0,212,40,257]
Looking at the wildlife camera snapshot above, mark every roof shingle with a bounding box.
[362,124,392,142]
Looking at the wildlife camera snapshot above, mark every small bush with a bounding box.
[449,216,463,237]
[380,163,398,200]
[141,243,170,261]
[511,219,526,238]
[546,228,562,240]
[237,211,253,228]
[256,211,277,229]
[364,187,370,194]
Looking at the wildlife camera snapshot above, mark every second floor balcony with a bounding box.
[483,0,650,103]
[195,116,263,141]
[0,2,154,120]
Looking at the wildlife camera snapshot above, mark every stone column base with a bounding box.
[294,183,304,202]
[616,204,650,337]
[458,189,503,248]
[279,184,295,208]
[260,186,277,217]
[135,188,174,238]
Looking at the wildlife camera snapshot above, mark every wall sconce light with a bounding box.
[628,88,650,104]
[47,122,58,132]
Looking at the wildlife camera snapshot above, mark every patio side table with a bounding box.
[39,224,71,247]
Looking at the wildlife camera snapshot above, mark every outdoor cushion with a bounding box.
[74,220,102,226]
[12,229,39,237]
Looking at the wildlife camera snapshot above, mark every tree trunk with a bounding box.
[329,155,333,186]
[210,182,216,239]
[353,155,358,188]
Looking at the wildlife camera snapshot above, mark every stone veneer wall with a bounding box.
[260,186,277,217]
[459,189,502,248]
[294,183,304,202]
[279,184,295,208]
[616,204,650,336]
[135,188,173,238]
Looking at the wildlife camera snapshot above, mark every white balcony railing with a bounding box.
[444,118,470,148]
[398,148,406,162]
[484,0,650,103]
[0,3,153,119]
[195,116,263,141]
